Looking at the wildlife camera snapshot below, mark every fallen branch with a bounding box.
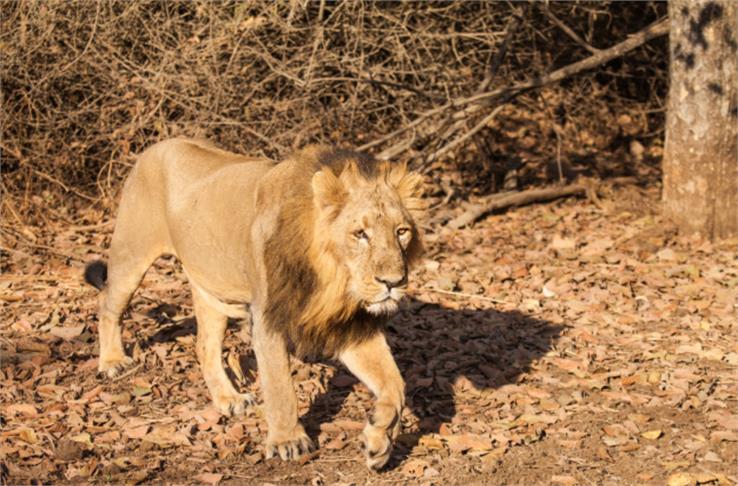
[446,177,636,229]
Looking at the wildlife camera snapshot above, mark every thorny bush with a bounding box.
[1,1,666,220]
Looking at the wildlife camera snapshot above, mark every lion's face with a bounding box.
[311,161,423,316]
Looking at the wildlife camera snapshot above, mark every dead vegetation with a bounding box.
[2,1,667,221]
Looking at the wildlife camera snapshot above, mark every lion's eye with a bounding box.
[353,229,368,240]
[396,227,410,238]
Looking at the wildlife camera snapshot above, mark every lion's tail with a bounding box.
[84,260,108,290]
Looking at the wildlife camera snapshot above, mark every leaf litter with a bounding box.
[1,185,736,484]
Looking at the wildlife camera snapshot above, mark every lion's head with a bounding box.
[310,153,424,316]
[263,146,424,357]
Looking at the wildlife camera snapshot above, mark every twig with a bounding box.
[65,220,114,231]
[542,3,601,54]
[421,287,508,305]
[111,363,143,382]
[31,169,97,202]
[303,0,326,87]
[0,274,63,282]
[311,76,434,100]
[0,238,83,262]
[478,15,521,93]
[425,104,506,164]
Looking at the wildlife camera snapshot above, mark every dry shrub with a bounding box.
[1,1,666,220]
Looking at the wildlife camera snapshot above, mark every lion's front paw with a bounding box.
[362,424,394,471]
[361,425,392,471]
[98,356,134,378]
[265,427,314,461]
[212,391,255,416]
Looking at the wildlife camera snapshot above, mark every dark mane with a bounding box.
[262,146,385,358]
[314,147,380,179]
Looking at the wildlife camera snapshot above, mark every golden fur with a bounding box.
[85,138,423,469]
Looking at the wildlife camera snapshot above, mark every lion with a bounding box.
[84,138,424,470]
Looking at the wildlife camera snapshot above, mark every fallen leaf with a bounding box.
[331,419,364,431]
[17,428,38,444]
[710,431,738,443]
[602,435,628,447]
[693,472,718,484]
[226,351,245,384]
[323,434,347,450]
[551,475,578,486]
[70,432,93,447]
[667,472,695,486]
[132,385,152,397]
[581,237,614,256]
[401,458,428,478]
[551,235,576,250]
[49,325,84,340]
[124,425,149,440]
[195,472,223,485]
[4,404,38,417]
[641,429,663,440]
[444,433,493,453]
[419,435,444,450]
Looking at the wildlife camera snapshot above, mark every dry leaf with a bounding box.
[444,433,493,453]
[17,428,38,444]
[551,475,578,486]
[401,458,428,477]
[641,429,663,440]
[195,472,223,485]
[4,404,38,417]
[331,419,364,431]
[419,435,444,450]
[124,425,149,440]
[667,472,695,486]
[49,325,84,340]
[323,434,347,450]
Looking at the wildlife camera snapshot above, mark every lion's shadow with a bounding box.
[303,298,564,469]
[139,297,563,470]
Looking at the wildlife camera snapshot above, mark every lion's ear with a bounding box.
[388,164,424,211]
[312,169,347,214]
[395,172,424,200]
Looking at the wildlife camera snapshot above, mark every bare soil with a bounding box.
[1,185,736,485]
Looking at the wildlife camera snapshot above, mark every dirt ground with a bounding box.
[1,184,736,485]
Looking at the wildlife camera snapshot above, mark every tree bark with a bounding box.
[663,0,738,239]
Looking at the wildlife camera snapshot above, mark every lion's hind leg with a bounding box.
[95,248,157,377]
[192,287,254,415]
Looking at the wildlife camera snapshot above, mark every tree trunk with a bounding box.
[663,0,738,239]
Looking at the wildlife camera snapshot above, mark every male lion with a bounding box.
[84,138,423,469]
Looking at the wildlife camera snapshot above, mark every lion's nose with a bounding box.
[375,274,407,290]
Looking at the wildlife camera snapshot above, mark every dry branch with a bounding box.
[370,18,669,161]
[447,177,637,229]
[542,3,601,54]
